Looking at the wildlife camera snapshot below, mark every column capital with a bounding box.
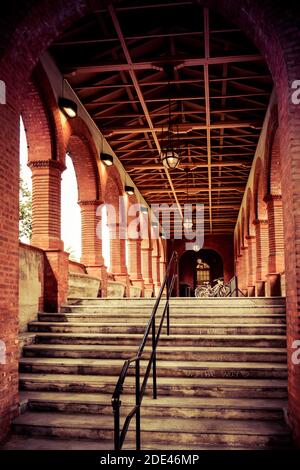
[78,199,103,208]
[253,218,268,226]
[264,194,282,203]
[28,159,66,172]
[245,235,255,241]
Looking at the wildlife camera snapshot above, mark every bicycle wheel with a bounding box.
[219,284,230,297]
[195,286,207,298]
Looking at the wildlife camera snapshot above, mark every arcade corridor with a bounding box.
[0,0,300,451]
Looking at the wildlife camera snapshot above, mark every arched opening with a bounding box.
[1,0,300,448]
[179,249,224,296]
[61,153,81,261]
[101,204,110,271]
[19,117,32,244]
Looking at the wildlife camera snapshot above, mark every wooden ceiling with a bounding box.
[49,0,273,236]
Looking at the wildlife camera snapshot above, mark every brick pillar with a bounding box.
[29,160,69,311]
[141,247,154,298]
[160,259,166,284]
[79,200,107,297]
[265,195,284,296]
[246,235,256,297]
[29,160,66,250]
[254,219,269,296]
[235,253,242,293]
[127,238,144,296]
[108,222,130,296]
[152,254,161,296]
[240,244,249,296]
[0,102,19,441]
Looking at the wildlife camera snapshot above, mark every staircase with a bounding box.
[3,297,293,450]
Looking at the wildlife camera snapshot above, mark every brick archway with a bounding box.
[1,0,300,445]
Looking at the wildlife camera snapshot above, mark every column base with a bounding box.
[266,273,282,297]
[256,280,266,297]
[154,283,162,297]
[44,250,69,312]
[114,273,130,297]
[247,286,256,297]
[85,265,108,297]
[144,282,154,298]
[130,279,145,298]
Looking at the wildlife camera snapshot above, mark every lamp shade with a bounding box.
[193,243,201,252]
[160,150,180,169]
[100,153,114,166]
[58,97,77,118]
[125,185,134,195]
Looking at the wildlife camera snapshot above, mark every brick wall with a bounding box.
[1,0,300,445]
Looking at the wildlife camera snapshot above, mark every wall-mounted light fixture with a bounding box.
[58,97,77,118]
[193,243,201,252]
[141,206,148,214]
[100,153,114,166]
[125,185,135,196]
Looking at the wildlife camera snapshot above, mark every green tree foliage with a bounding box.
[19,176,32,240]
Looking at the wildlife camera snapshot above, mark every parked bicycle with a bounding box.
[195,278,230,298]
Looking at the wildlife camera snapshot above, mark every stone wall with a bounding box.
[19,243,44,333]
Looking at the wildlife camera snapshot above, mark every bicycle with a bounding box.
[195,278,230,298]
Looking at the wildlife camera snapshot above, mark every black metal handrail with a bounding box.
[226,275,246,297]
[111,251,179,451]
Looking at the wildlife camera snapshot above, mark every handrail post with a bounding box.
[136,359,141,450]
[166,280,170,336]
[112,397,121,451]
[176,255,179,297]
[152,317,157,399]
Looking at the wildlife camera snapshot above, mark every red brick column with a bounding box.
[235,254,242,292]
[29,160,69,311]
[265,195,284,296]
[0,102,19,442]
[141,246,154,297]
[160,259,166,284]
[79,200,107,296]
[108,222,130,296]
[127,238,144,296]
[29,160,65,251]
[254,219,269,296]
[152,253,161,296]
[240,244,249,295]
[246,235,256,297]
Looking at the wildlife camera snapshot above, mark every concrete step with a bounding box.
[12,411,291,448]
[19,374,288,398]
[23,344,287,363]
[28,321,286,336]
[0,435,259,450]
[38,312,286,325]
[20,391,287,421]
[66,297,286,307]
[19,357,288,379]
[33,332,286,348]
[62,305,286,315]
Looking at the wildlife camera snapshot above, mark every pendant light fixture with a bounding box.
[183,168,193,229]
[100,152,114,166]
[58,79,77,118]
[160,68,181,169]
